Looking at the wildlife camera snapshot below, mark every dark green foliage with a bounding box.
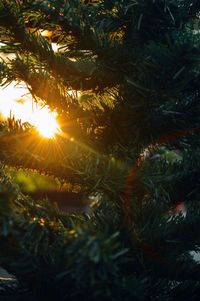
[0,0,200,300]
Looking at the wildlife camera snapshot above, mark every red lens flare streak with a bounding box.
[123,128,200,262]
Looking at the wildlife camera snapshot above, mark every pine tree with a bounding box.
[0,0,200,300]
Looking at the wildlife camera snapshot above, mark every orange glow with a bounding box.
[39,29,53,38]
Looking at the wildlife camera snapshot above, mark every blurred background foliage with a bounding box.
[4,167,59,193]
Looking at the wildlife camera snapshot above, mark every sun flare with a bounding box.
[0,82,61,139]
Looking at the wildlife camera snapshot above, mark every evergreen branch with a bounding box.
[0,126,126,199]
[0,1,119,90]
[0,167,131,300]
[25,0,122,52]
[0,56,81,114]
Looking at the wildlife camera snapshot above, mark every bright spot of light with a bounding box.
[0,82,61,138]
[39,29,53,38]
[31,107,61,138]
[51,43,60,52]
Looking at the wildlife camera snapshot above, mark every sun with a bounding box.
[35,116,60,138]
[31,107,61,138]
[0,82,61,139]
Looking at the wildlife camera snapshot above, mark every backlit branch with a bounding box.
[0,0,119,90]
[0,124,126,197]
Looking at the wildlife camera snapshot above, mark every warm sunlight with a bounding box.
[0,40,61,139]
[0,82,61,138]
